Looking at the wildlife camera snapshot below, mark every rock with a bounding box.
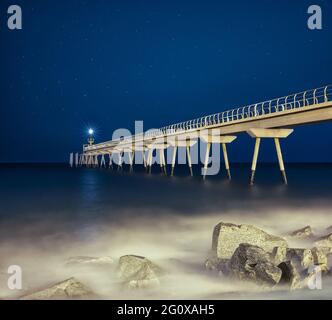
[66,256,114,267]
[315,233,332,248]
[212,222,288,259]
[118,255,163,289]
[205,257,230,275]
[278,260,304,289]
[20,277,93,300]
[328,253,332,268]
[286,249,314,269]
[327,226,332,233]
[271,246,287,265]
[289,226,314,239]
[311,247,328,266]
[272,247,314,270]
[278,261,325,290]
[228,243,282,286]
[253,262,282,286]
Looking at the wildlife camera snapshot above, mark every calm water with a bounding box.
[1,163,332,221]
[0,163,332,299]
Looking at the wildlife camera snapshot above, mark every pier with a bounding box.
[72,85,332,184]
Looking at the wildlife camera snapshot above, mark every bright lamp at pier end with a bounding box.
[87,128,95,145]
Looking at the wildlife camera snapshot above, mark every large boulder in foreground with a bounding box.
[212,222,288,259]
[228,243,282,287]
[118,255,163,289]
[20,277,93,300]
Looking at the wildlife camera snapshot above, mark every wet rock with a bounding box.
[286,249,314,269]
[228,243,282,286]
[278,260,303,289]
[278,261,324,290]
[315,233,332,248]
[311,247,328,266]
[272,247,315,270]
[253,262,282,286]
[20,277,93,300]
[289,226,314,239]
[272,246,287,265]
[66,256,114,267]
[118,255,163,289]
[328,253,332,269]
[212,222,288,259]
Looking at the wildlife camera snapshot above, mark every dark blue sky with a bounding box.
[1,0,332,162]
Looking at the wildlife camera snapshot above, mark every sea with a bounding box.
[0,163,332,299]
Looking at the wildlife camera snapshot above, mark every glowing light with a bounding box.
[88,128,94,135]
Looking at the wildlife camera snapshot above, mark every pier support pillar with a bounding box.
[274,138,287,185]
[131,147,147,169]
[203,142,211,180]
[69,153,74,168]
[159,149,167,175]
[94,155,99,168]
[128,150,134,172]
[247,128,293,185]
[116,151,123,171]
[169,139,197,177]
[200,133,237,179]
[250,138,261,185]
[100,154,106,168]
[222,143,231,180]
[78,154,82,167]
[146,142,169,174]
[142,150,147,168]
[108,153,113,169]
[147,148,153,173]
[171,146,177,176]
[186,145,193,176]
[75,153,79,167]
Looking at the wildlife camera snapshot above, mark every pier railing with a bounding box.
[85,85,332,151]
[145,85,332,138]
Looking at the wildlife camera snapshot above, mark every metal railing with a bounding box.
[85,85,332,151]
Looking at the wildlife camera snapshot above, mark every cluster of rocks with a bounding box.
[118,255,163,289]
[16,254,163,300]
[20,277,93,300]
[5,223,332,299]
[205,222,332,290]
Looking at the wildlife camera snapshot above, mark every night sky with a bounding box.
[1,0,332,163]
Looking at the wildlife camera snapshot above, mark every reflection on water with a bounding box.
[0,164,332,299]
